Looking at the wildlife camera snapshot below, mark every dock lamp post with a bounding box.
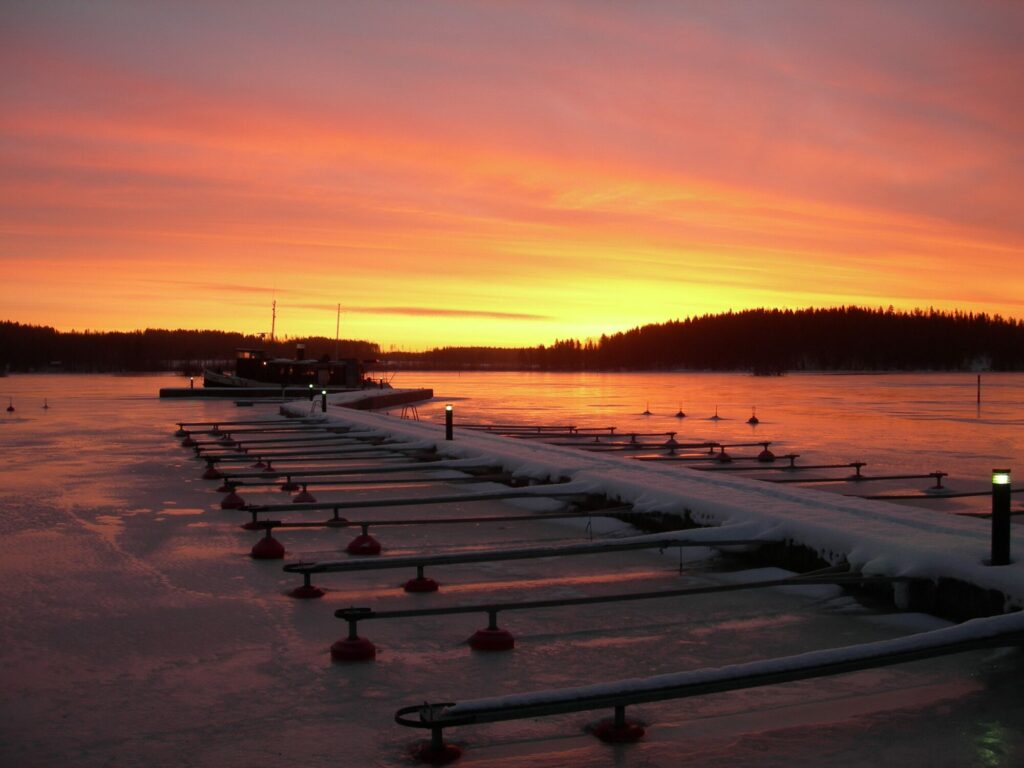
[309,383,314,400]
[189,376,194,390]
[445,404,453,440]
[321,390,328,413]
[991,469,1012,565]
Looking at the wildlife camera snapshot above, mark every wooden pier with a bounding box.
[167,404,1024,764]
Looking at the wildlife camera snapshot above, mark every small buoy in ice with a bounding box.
[592,716,646,743]
[220,488,245,509]
[675,404,685,418]
[289,582,325,599]
[642,402,652,416]
[331,635,377,662]
[710,405,721,421]
[468,626,515,651]
[747,407,759,425]
[293,484,317,503]
[411,739,462,764]
[346,532,382,555]
[403,574,440,593]
[250,529,285,559]
[6,398,13,413]
[42,398,49,410]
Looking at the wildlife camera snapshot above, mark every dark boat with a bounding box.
[203,344,376,389]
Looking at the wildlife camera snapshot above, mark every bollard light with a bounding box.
[309,383,314,400]
[189,376,194,389]
[445,404,453,440]
[321,389,328,413]
[990,468,1011,566]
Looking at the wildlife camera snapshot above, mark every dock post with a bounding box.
[289,571,325,599]
[403,563,440,593]
[991,469,1012,565]
[412,724,461,764]
[330,611,376,661]
[445,404,453,440]
[468,609,514,651]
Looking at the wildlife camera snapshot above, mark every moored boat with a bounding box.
[203,344,383,389]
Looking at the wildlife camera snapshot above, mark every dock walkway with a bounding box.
[282,398,1024,616]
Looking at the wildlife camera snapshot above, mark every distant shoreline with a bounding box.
[1,367,1005,376]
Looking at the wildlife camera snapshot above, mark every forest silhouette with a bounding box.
[384,307,1024,372]
[0,323,379,373]
[2,307,1022,373]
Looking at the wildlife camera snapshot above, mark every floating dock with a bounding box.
[169,401,1024,763]
[274,398,1024,621]
[159,384,433,409]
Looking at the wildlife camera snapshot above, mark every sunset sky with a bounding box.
[2,1,1022,350]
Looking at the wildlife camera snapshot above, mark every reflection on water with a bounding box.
[384,371,1024,514]
[4,370,1023,516]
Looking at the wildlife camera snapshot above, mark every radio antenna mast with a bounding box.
[334,303,341,360]
[270,299,277,342]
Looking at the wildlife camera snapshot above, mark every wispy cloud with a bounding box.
[150,281,286,296]
[295,304,552,321]
[2,2,1023,345]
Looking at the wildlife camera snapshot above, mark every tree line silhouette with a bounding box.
[382,307,1024,372]
[3,307,1022,373]
[0,322,379,373]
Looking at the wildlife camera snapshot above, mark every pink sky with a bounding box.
[2,1,1022,349]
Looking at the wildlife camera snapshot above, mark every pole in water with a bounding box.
[977,374,981,405]
[990,468,1011,566]
[445,404,453,440]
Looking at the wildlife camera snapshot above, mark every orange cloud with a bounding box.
[2,2,1023,349]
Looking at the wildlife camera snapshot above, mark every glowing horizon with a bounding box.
[2,2,1022,351]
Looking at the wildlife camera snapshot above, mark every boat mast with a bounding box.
[334,303,341,360]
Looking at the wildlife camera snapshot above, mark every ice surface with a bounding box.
[2,375,1023,768]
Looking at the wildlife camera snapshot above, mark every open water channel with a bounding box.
[1,372,1022,767]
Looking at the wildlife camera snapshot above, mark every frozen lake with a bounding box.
[1,373,1023,766]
